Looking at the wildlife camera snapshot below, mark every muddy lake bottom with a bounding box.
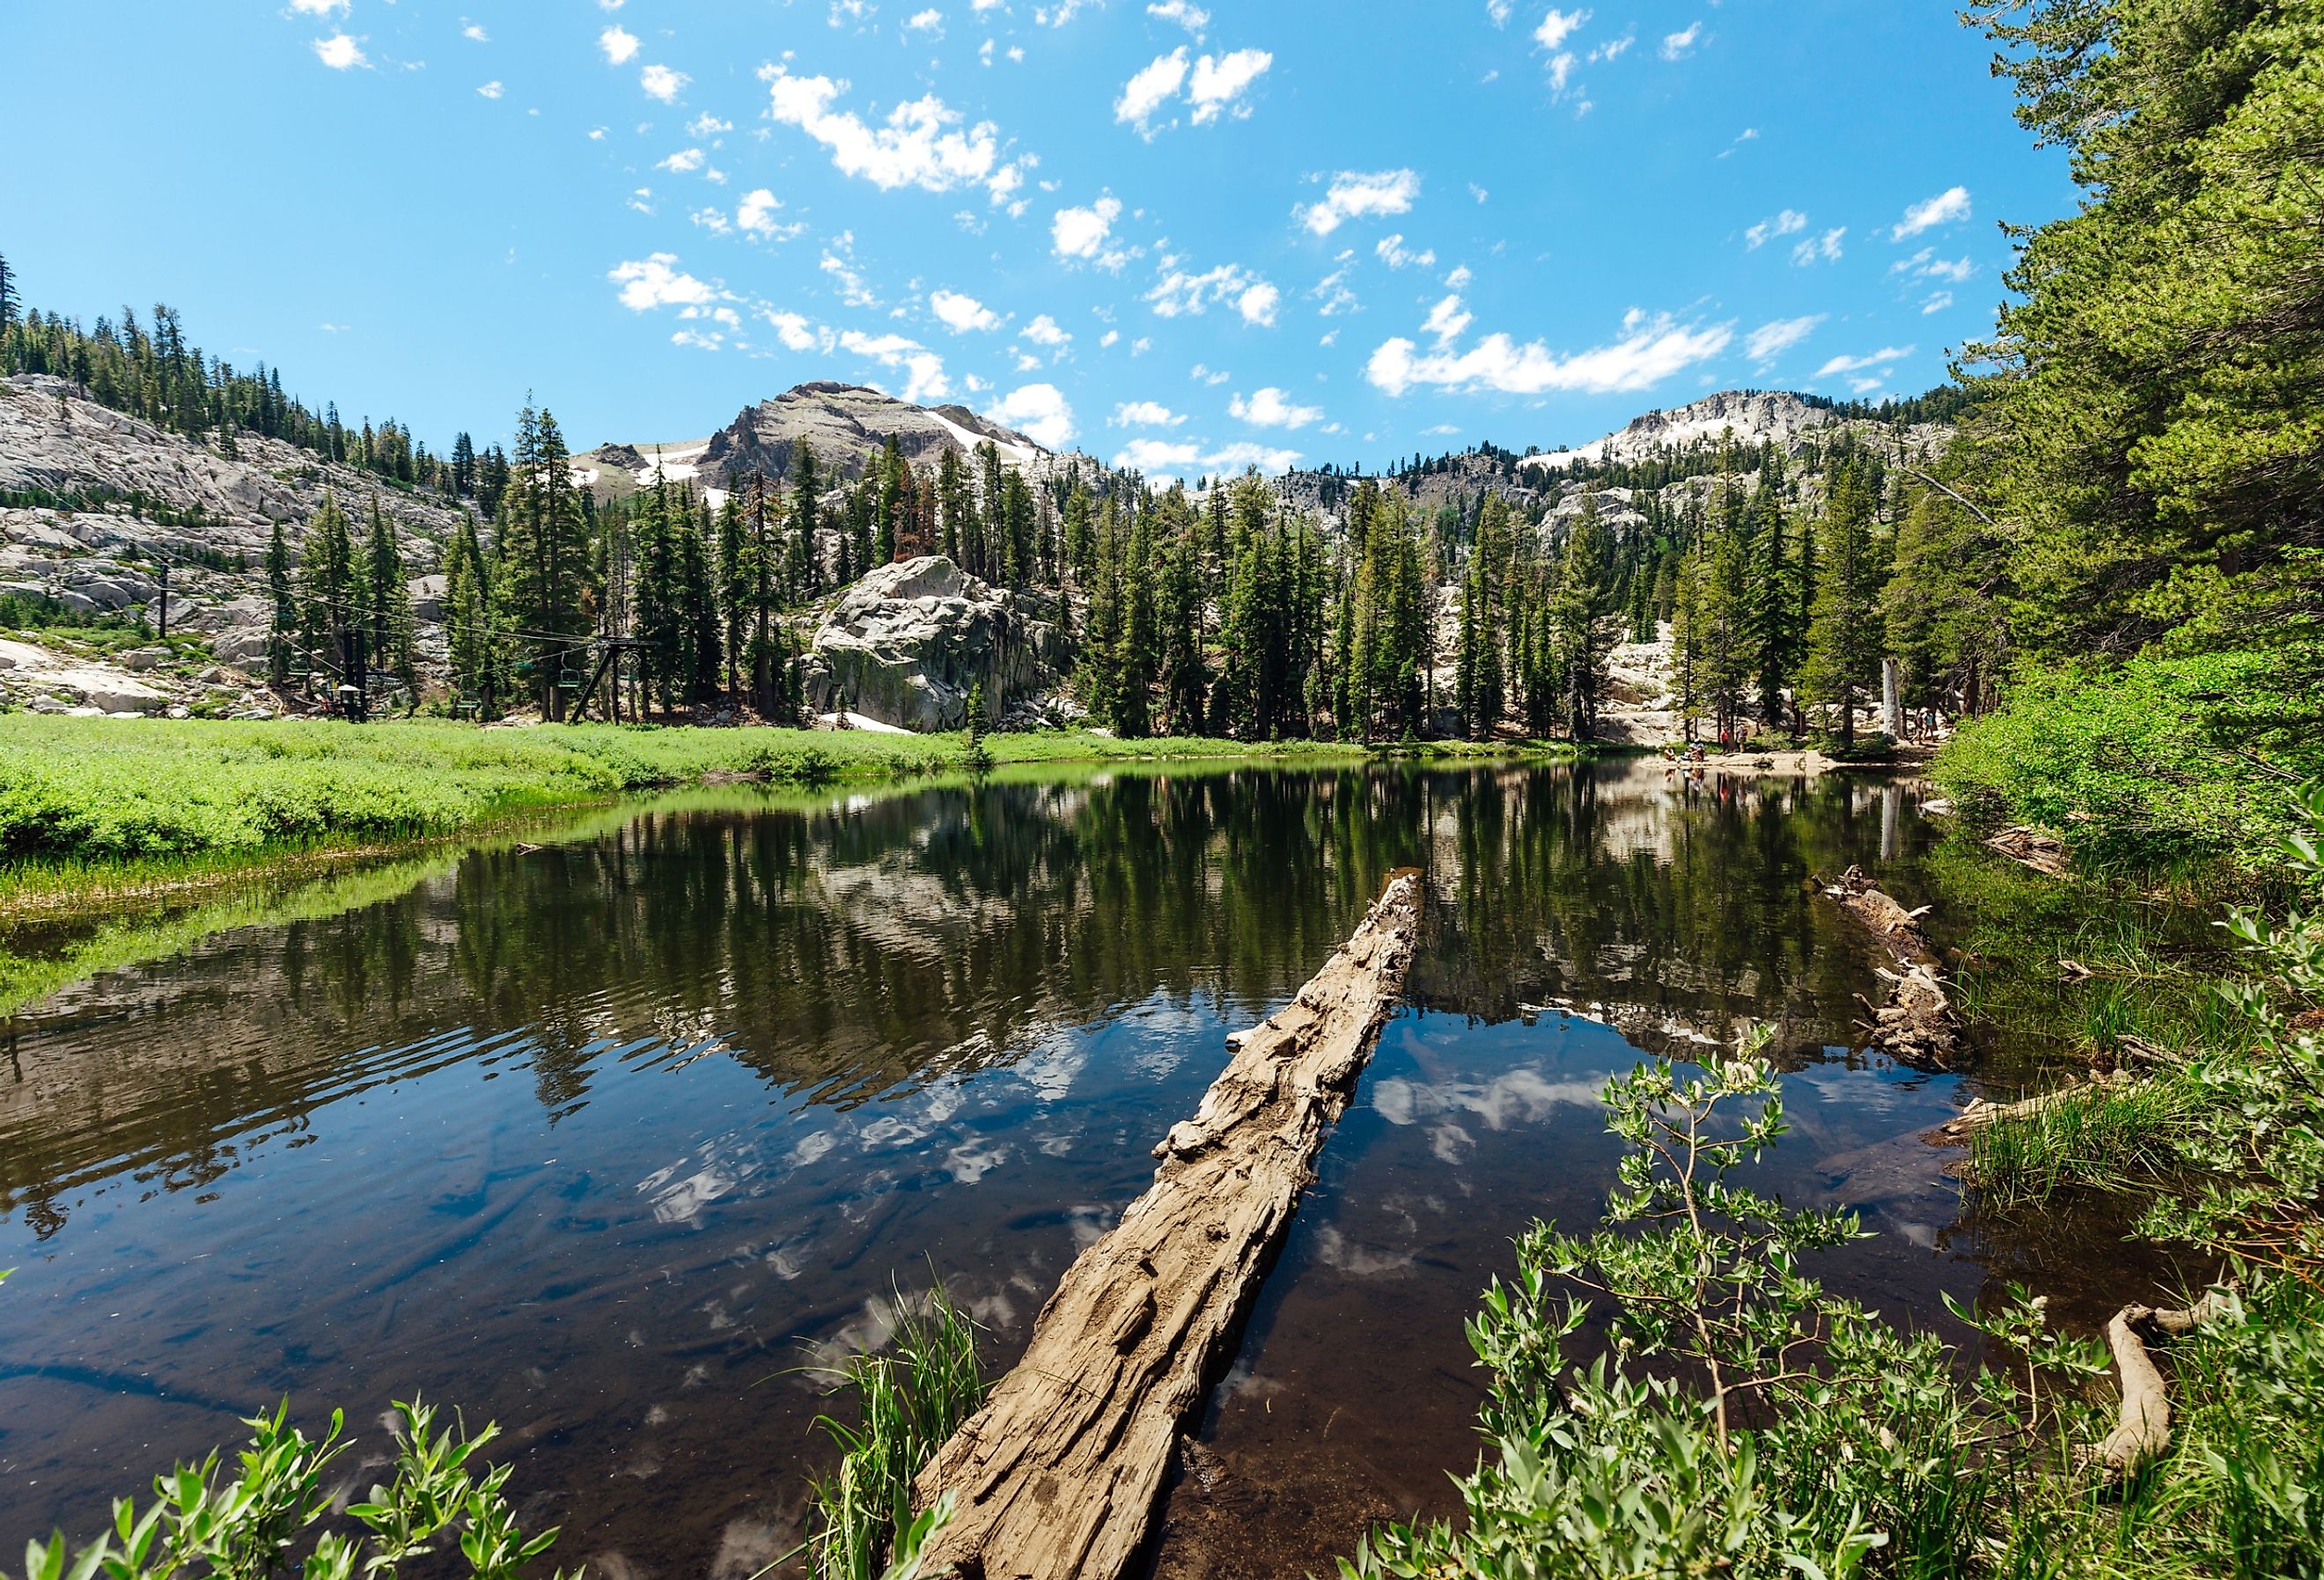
[0,763,2189,1576]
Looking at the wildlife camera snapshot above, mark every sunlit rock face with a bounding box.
[799,555,1070,731]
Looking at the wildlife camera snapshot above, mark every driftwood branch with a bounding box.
[911,871,1425,1580]
[1819,866,1966,1069]
[1987,824,2070,877]
[2094,1290,2237,1476]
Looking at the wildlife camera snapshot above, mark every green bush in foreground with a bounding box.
[3,1386,570,1580]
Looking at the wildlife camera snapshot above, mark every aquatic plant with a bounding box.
[803,1285,987,1580]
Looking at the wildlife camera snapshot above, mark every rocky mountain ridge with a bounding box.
[571,381,1063,509]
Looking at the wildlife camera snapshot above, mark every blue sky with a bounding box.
[2,1,2066,472]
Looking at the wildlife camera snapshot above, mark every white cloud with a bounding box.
[1487,0,1513,23]
[1237,280,1280,327]
[1792,226,1845,266]
[1892,185,1970,240]
[930,288,1004,333]
[1533,7,1589,48]
[1297,169,1420,236]
[599,26,640,64]
[1188,48,1271,122]
[1890,247,1976,288]
[1814,345,1914,378]
[1114,438,1202,472]
[1922,291,1954,314]
[1423,293,1472,343]
[1744,209,1806,250]
[1191,364,1229,385]
[762,309,831,352]
[1744,314,1824,364]
[1312,266,1357,317]
[1202,441,1301,473]
[1112,401,1186,426]
[658,147,706,173]
[1111,437,1299,476]
[312,33,367,70]
[1446,264,1473,289]
[736,188,796,238]
[1117,45,1269,135]
[1023,314,1071,347]
[1115,48,1188,134]
[463,22,490,42]
[907,8,945,33]
[691,206,732,235]
[1148,0,1208,34]
[1589,33,1632,61]
[689,112,734,136]
[820,236,878,306]
[1052,195,1128,268]
[1660,19,1702,58]
[1376,234,1437,270]
[641,63,689,101]
[289,0,347,12]
[1230,386,1321,429]
[762,66,1026,204]
[988,382,1075,447]
[476,79,504,98]
[1367,308,1732,397]
[841,329,950,402]
[610,254,717,312]
[1148,261,1272,319]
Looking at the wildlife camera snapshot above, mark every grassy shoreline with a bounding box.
[0,717,1362,884]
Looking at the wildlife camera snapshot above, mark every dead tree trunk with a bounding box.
[911,871,1425,1580]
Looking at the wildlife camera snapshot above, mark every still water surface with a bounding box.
[0,763,2169,1576]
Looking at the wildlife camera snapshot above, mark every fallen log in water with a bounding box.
[2093,1289,2237,1476]
[1820,866,1966,1069]
[910,871,1425,1580]
[1987,824,2070,877]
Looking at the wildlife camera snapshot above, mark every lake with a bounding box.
[0,761,2180,1576]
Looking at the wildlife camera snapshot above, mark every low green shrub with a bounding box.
[1936,652,2324,874]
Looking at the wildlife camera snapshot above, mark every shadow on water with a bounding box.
[0,761,2193,1578]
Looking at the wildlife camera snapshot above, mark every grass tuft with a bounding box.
[1967,1075,2203,1206]
[804,1283,988,1580]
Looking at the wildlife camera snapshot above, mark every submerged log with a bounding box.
[911,871,1425,1580]
[1820,866,1966,1069]
[1987,824,2070,877]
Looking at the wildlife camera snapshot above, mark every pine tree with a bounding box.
[298,494,361,716]
[682,493,721,706]
[496,404,594,719]
[1549,490,1617,739]
[785,442,824,600]
[264,519,295,687]
[443,512,501,717]
[634,461,684,713]
[359,497,416,696]
[717,493,751,698]
[0,253,18,335]
[1799,460,1886,747]
[1113,505,1158,737]
[1158,512,1207,735]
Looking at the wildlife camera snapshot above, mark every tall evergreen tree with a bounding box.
[1799,460,1886,746]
